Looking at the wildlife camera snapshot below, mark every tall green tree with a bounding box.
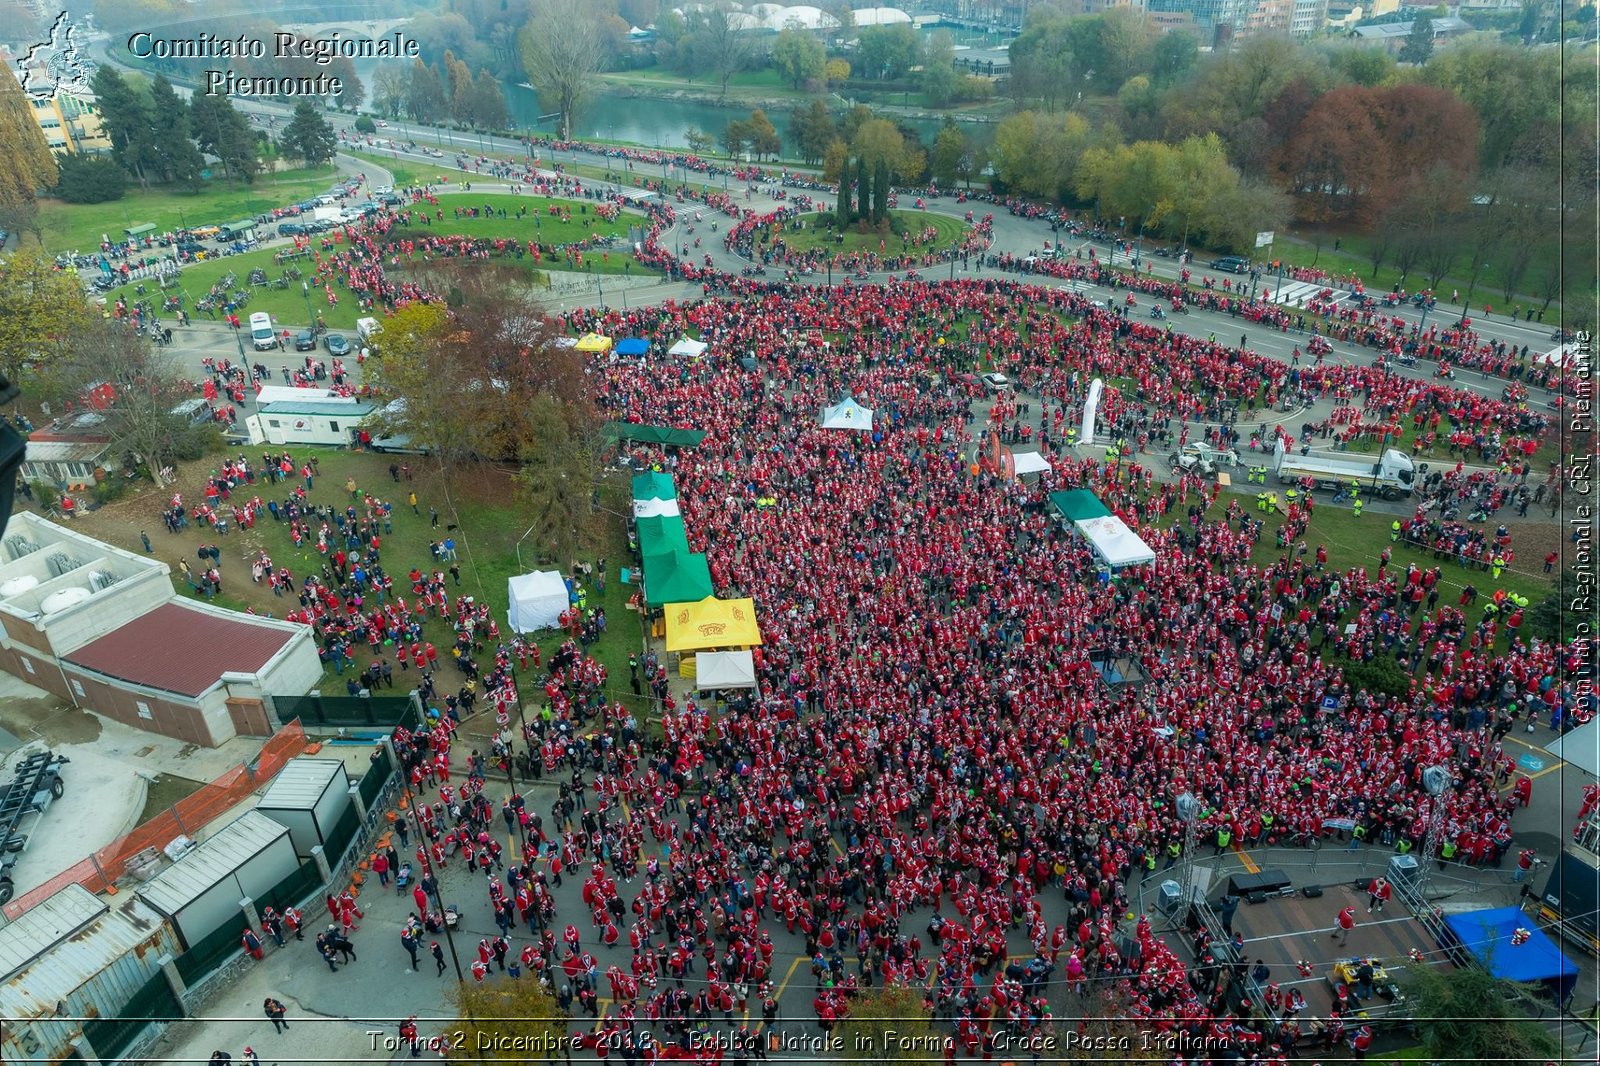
[789,99,836,164]
[929,121,968,187]
[688,2,755,99]
[372,64,409,120]
[406,59,447,123]
[519,0,606,138]
[1407,963,1561,1066]
[470,70,509,131]
[745,109,781,160]
[836,985,938,1066]
[834,150,850,226]
[190,93,260,183]
[855,23,919,79]
[278,101,337,166]
[1399,13,1435,64]
[146,76,203,187]
[872,158,889,225]
[0,67,57,242]
[0,247,95,388]
[854,154,869,225]
[770,26,824,90]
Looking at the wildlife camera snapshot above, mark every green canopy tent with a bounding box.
[635,514,689,556]
[631,472,677,502]
[641,548,714,607]
[1049,489,1112,523]
[607,422,707,448]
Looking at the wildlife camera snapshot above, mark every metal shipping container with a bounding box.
[0,884,178,1063]
[255,757,353,858]
[135,810,296,950]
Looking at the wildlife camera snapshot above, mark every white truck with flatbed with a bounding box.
[1272,440,1415,499]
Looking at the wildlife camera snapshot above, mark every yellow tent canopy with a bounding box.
[575,332,612,353]
[663,596,763,652]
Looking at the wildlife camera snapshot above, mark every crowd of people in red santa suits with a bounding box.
[361,281,1580,1064]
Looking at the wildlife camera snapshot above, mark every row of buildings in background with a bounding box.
[921,0,1496,42]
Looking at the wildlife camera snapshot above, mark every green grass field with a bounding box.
[35,166,343,255]
[342,150,425,189]
[150,449,645,706]
[1271,229,1562,316]
[100,193,655,326]
[1150,481,1556,608]
[754,210,969,258]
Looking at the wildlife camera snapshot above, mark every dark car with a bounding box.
[1210,256,1250,274]
[324,333,351,356]
[293,330,317,351]
[277,222,306,237]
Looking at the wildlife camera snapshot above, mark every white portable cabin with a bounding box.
[0,885,179,1064]
[255,757,353,859]
[135,810,297,950]
[246,399,374,447]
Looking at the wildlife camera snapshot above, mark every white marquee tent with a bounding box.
[821,396,874,431]
[1011,451,1052,475]
[507,570,569,632]
[1074,515,1156,569]
[669,337,709,358]
[695,650,757,689]
[632,497,682,519]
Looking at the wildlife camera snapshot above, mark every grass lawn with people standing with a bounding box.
[71,448,645,714]
[759,210,970,259]
[34,165,343,255]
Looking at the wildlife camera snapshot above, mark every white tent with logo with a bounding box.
[821,396,874,431]
[1011,451,1052,475]
[507,570,569,632]
[1074,515,1156,569]
[668,337,709,358]
[632,497,682,519]
[694,650,757,690]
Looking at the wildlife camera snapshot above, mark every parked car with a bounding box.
[324,333,351,356]
[277,222,306,237]
[980,372,1012,393]
[1210,256,1250,274]
[293,330,317,351]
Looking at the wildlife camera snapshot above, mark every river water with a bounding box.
[503,85,955,149]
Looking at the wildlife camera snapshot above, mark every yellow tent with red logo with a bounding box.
[663,596,763,652]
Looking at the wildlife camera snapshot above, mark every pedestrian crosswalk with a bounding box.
[1266,280,1331,307]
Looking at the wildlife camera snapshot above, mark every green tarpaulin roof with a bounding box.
[607,422,706,448]
[1049,489,1112,522]
[636,514,689,556]
[631,472,677,502]
[641,548,714,607]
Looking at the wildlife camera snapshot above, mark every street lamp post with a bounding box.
[302,281,314,328]
[401,785,468,984]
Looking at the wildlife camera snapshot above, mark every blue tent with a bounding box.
[615,338,651,357]
[1441,907,1578,999]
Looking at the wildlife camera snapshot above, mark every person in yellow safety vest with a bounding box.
[1106,445,1120,463]
[1391,520,1402,542]
[1492,556,1505,579]
[1256,492,1268,511]
[1285,488,1298,506]
[1350,479,1361,496]
[1352,497,1363,518]
[1267,492,1279,512]
[1066,426,1078,444]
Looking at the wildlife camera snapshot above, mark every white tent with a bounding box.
[695,650,757,690]
[668,337,709,358]
[632,497,682,519]
[507,570,569,632]
[1545,719,1600,779]
[821,396,874,431]
[1074,515,1156,569]
[1011,451,1052,475]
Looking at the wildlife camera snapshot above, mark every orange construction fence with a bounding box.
[3,720,310,919]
